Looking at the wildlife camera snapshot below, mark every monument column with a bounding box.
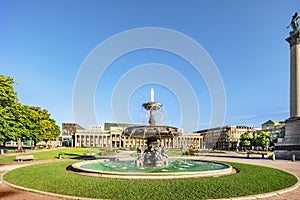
[283,32,300,146]
[275,13,300,159]
[288,31,300,118]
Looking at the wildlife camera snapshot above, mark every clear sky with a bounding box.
[0,0,298,132]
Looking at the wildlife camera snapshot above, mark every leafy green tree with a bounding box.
[0,106,18,143]
[22,105,60,146]
[21,105,44,146]
[0,104,31,148]
[239,132,253,148]
[42,119,60,142]
[256,131,270,150]
[0,75,18,106]
[0,75,60,147]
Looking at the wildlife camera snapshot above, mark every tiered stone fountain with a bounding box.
[123,88,179,167]
[71,88,233,179]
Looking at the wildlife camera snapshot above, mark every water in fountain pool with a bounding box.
[80,159,228,173]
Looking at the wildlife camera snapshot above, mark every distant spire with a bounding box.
[150,88,154,102]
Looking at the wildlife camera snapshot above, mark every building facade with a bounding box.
[67,122,204,149]
[261,120,285,143]
[195,126,257,150]
[61,123,85,147]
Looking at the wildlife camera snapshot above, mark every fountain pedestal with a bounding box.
[124,88,178,167]
[135,139,168,167]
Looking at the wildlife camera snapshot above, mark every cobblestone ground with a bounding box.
[0,151,299,200]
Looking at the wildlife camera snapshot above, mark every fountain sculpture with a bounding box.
[71,88,233,179]
[123,88,179,167]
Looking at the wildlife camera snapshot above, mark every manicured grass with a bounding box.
[238,151,274,156]
[3,161,297,200]
[0,148,90,163]
[166,148,183,156]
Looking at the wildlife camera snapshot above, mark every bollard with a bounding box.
[292,155,296,162]
[58,153,62,159]
[0,149,4,155]
[272,154,276,161]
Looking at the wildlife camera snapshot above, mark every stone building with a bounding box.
[195,126,257,150]
[61,123,85,147]
[70,122,204,149]
[261,120,285,143]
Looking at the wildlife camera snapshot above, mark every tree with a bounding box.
[22,105,60,146]
[0,106,19,143]
[0,75,60,147]
[0,75,18,107]
[0,103,32,149]
[21,105,44,146]
[256,131,270,150]
[239,132,253,148]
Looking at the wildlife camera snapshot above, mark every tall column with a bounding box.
[276,31,300,160]
[74,134,77,147]
[284,32,300,144]
[287,32,300,118]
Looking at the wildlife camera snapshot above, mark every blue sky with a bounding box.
[0,0,298,132]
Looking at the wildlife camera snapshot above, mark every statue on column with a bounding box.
[288,12,300,35]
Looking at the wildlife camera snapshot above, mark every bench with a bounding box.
[16,155,35,162]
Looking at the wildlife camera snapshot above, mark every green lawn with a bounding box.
[0,148,90,163]
[3,161,297,200]
[238,151,274,156]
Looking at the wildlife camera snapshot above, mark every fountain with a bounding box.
[71,88,233,179]
[123,88,179,167]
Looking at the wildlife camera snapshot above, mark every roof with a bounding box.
[104,122,141,131]
[262,120,284,126]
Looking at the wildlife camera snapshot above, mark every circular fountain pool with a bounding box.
[71,158,233,179]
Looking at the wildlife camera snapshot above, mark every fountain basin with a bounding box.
[71,158,233,179]
[124,125,179,139]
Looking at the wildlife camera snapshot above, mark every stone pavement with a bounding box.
[200,153,300,200]
[0,160,66,200]
[0,151,299,200]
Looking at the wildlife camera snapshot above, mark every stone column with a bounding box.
[276,32,300,160]
[74,134,77,147]
[149,109,156,126]
[285,32,300,144]
[287,32,300,118]
[79,135,82,147]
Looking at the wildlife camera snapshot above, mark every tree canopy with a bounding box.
[255,131,270,149]
[0,75,18,106]
[239,132,254,147]
[239,131,270,150]
[0,75,60,146]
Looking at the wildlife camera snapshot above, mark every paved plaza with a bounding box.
[0,151,299,200]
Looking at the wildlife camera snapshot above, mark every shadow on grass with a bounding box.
[199,153,272,160]
[62,153,83,157]
[62,153,97,160]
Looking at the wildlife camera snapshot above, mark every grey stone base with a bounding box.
[283,117,300,143]
[274,149,300,160]
[274,117,300,160]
